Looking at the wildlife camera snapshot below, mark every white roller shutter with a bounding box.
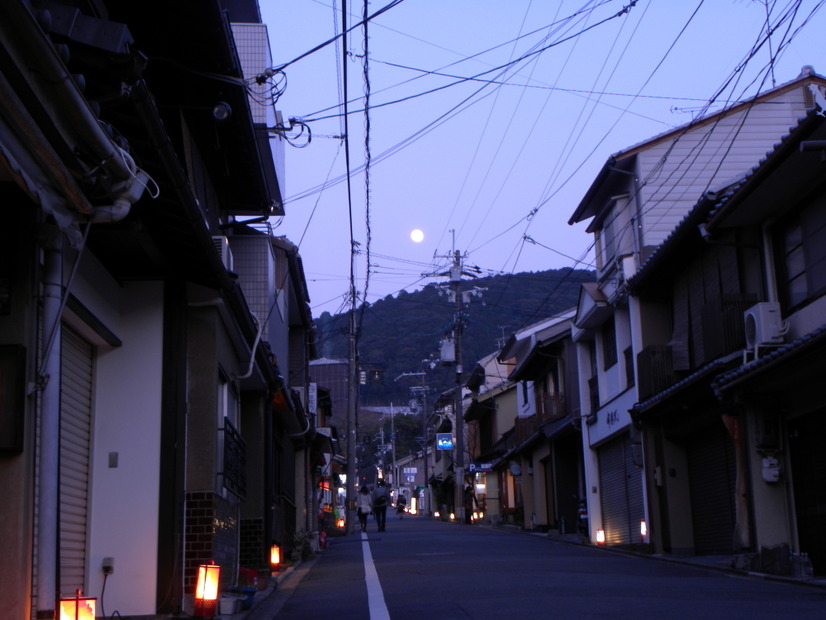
[60,325,94,593]
[598,434,645,546]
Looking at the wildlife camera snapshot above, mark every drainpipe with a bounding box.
[761,223,779,303]
[35,225,63,616]
[4,2,133,182]
[608,166,644,259]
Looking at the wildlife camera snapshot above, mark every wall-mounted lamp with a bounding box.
[58,590,96,620]
[194,562,221,618]
[595,528,606,546]
[212,101,232,121]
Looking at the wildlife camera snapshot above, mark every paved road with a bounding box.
[246,516,826,620]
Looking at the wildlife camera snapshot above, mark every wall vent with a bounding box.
[212,236,234,271]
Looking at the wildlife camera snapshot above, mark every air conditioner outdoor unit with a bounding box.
[211,236,234,271]
[744,302,783,349]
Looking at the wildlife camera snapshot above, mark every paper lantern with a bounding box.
[194,562,220,618]
[270,544,281,571]
[58,590,96,620]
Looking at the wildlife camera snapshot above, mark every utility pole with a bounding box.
[449,249,465,477]
[432,233,484,521]
[346,300,358,535]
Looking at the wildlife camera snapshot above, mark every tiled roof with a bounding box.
[712,325,826,395]
[631,354,739,415]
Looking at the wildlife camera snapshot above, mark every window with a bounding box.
[777,196,826,310]
[597,209,616,272]
[602,318,617,370]
[624,346,635,388]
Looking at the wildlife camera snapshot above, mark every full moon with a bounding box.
[410,229,424,243]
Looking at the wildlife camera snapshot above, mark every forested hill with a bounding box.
[312,268,594,406]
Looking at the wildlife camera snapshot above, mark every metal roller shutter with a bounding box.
[687,422,737,555]
[60,326,94,593]
[599,434,645,545]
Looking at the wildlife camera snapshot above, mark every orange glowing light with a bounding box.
[58,590,96,620]
[270,544,281,569]
[194,562,220,617]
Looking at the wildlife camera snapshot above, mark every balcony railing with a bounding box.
[636,345,676,402]
[515,415,538,444]
[701,293,759,362]
[537,393,567,423]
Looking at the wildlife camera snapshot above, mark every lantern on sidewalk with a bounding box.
[595,528,606,545]
[270,544,281,572]
[194,561,221,618]
[58,590,96,620]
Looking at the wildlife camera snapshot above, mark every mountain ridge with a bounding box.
[312,267,594,405]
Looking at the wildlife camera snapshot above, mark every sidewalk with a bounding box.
[216,562,303,619]
[521,525,826,591]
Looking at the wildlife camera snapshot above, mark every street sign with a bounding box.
[467,461,496,473]
[436,433,454,450]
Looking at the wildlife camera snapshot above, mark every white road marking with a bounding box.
[362,531,391,620]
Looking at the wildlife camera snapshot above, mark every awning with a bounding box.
[574,282,611,330]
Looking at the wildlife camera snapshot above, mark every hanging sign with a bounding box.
[436,433,454,450]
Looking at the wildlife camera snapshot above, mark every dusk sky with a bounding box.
[257,0,826,317]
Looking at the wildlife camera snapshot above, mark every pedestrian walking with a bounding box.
[372,479,389,532]
[357,485,372,533]
[463,483,478,524]
[396,492,407,519]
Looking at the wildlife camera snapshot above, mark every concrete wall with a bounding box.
[86,281,165,615]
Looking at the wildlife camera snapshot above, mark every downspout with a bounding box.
[35,225,63,616]
[761,223,780,303]
[4,2,134,182]
[608,165,644,259]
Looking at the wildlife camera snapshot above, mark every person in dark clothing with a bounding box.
[463,484,478,524]
[396,492,407,519]
[372,479,389,532]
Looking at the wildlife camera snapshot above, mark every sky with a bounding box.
[256,0,826,317]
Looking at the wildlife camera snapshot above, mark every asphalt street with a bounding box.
[242,516,826,620]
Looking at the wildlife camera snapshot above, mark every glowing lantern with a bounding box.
[434,510,441,518]
[336,517,346,529]
[640,519,648,541]
[449,512,455,521]
[58,590,96,620]
[194,562,221,618]
[270,544,281,571]
[596,528,606,545]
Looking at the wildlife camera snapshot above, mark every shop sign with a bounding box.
[467,461,495,473]
[436,433,454,450]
